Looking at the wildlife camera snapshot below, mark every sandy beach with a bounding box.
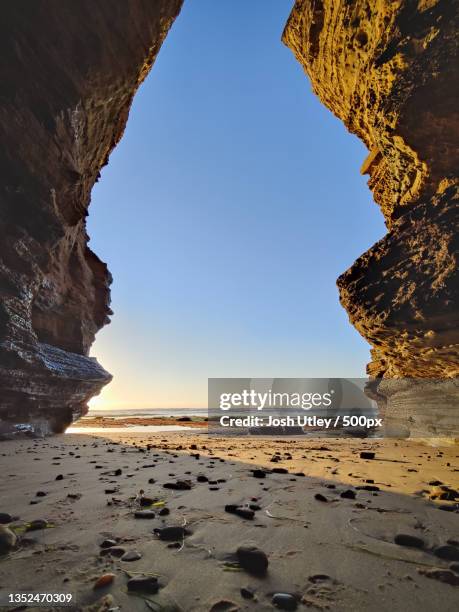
[0,432,458,611]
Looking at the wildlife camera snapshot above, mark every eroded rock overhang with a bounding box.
[0,0,183,434]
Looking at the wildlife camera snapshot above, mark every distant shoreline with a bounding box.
[75,415,208,429]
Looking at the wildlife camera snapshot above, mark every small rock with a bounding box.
[27,519,48,531]
[225,505,254,520]
[340,489,356,500]
[159,507,170,516]
[121,550,142,562]
[197,475,208,483]
[36,491,47,497]
[134,510,156,519]
[100,539,117,549]
[272,593,298,610]
[434,545,459,562]
[360,452,375,460]
[93,573,115,589]
[236,546,268,576]
[394,534,424,549]
[418,568,459,586]
[356,485,380,492]
[0,525,17,554]
[163,480,192,490]
[314,493,328,502]
[127,576,159,594]
[55,474,64,481]
[251,469,266,479]
[240,587,254,599]
[0,513,13,524]
[154,526,187,541]
[271,468,289,474]
[105,547,125,558]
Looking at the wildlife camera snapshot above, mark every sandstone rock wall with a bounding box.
[283,0,458,383]
[0,0,183,433]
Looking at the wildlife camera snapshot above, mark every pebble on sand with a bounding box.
[434,545,459,562]
[394,534,425,549]
[0,513,13,524]
[93,573,115,589]
[27,519,48,531]
[134,510,156,519]
[127,576,159,594]
[236,546,269,576]
[154,526,187,541]
[225,505,255,520]
[272,592,298,610]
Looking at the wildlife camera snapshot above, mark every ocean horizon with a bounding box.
[87,407,208,418]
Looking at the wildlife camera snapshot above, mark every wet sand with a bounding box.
[0,432,458,611]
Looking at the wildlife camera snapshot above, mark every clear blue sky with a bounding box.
[87,0,385,409]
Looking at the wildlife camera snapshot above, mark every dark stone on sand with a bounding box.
[272,468,289,474]
[114,469,122,476]
[55,474,64,481]
[418,568,459,586]
[197,475,208,483]
[159,507,170,516]
[121,550,142,562]
[356,485,380,491]
[148,478,155,484]
[134,510,156,519]
[251,469,266,479]
[0,513,13,524]
[104,488,118,495]
[127,576,159,594]
[429,480,443,486]
[139,496,155,506]
[434,545,459,562]
[340,490,356,500]
[314,493,328,502]
[100,539,117,549]
[240,587,254,599]
[36,491,47,497]
[249,504,261,511]
[106,547,125,558]
[360,452,375,460]
[225,505,254,520]
[154,526,187,541]
[163,480,192,490]
[27,519,48,531]
[236,546,268,576]
[177,416,191,421]
[272,593,298,610]
[394,534,425,549]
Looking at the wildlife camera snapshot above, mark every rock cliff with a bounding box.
[283,1,458,390]
[0,0,183,433]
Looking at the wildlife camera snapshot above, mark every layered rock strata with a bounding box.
[283,0,458,425]
[283,0,459,434]
[0,1,183,433]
